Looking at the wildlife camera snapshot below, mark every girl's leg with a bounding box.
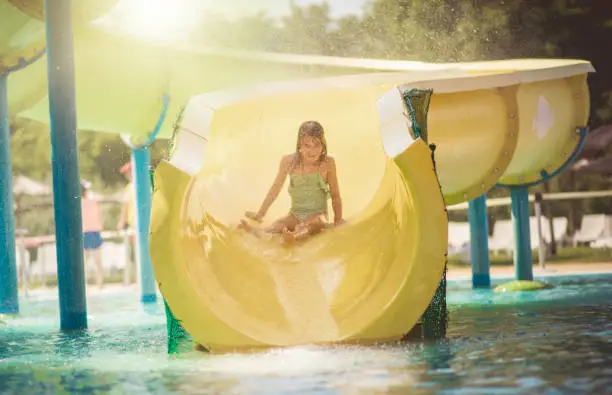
[239,214,298,237]
[304,214,327,235]
[264,214,298,233]
[282,214,326,243]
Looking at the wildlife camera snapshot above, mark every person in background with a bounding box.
[81,179,104,289]
[117,161,136,285]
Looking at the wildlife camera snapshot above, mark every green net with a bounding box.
[167,106,185,162]
[421,262,448,340]
[164,299,194,354]
[402,89,433,143]
[402,89,448,341]
[153,124,199,354]
[422,144,448,340]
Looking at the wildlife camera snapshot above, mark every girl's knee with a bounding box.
[308,222,324,235]
[300,218,324,235]
[267,216,297,233]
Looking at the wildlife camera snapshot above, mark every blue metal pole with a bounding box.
[131,148,157,303]
[467,194,491,288]
[0,73,19,314]
[45,0,87,330]
[510,187,533,281]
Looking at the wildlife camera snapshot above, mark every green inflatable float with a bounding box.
[494,280,553,292]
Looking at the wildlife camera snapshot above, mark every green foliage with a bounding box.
[11,121,131,190]
[280,1,334,54]
[10,121,169,236]
[10,120,52,182]
[195,0,519,61]
[193,0,611,128]
[596,91,612,123]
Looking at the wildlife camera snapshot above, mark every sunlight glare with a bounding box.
[112,0,201,41]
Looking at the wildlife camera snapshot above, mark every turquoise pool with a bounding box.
[1,273,611,394]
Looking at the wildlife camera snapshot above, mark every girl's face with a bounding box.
[299,136,323,164]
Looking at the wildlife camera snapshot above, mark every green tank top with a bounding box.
[288,171,330,219]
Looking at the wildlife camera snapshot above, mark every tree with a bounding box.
[10,120,52,182]
[278,1,334,55]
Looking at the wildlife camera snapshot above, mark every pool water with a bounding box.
[1,274,612,394]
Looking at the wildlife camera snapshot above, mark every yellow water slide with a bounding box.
[151,60,592,351]
[0,1,44,72]
[0,1,46,116]
[151,98,447,351]
[1,0,117,115]
[6,0,118,22]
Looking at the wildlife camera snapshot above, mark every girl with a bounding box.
[240,120,345,243]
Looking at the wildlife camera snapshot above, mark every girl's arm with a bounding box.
[248,155,293,221]
[327,157,344,225]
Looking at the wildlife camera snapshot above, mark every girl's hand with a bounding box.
[245,210,263,222]
[334,218,347,227]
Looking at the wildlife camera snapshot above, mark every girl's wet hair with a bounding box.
[296,121,327,161]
